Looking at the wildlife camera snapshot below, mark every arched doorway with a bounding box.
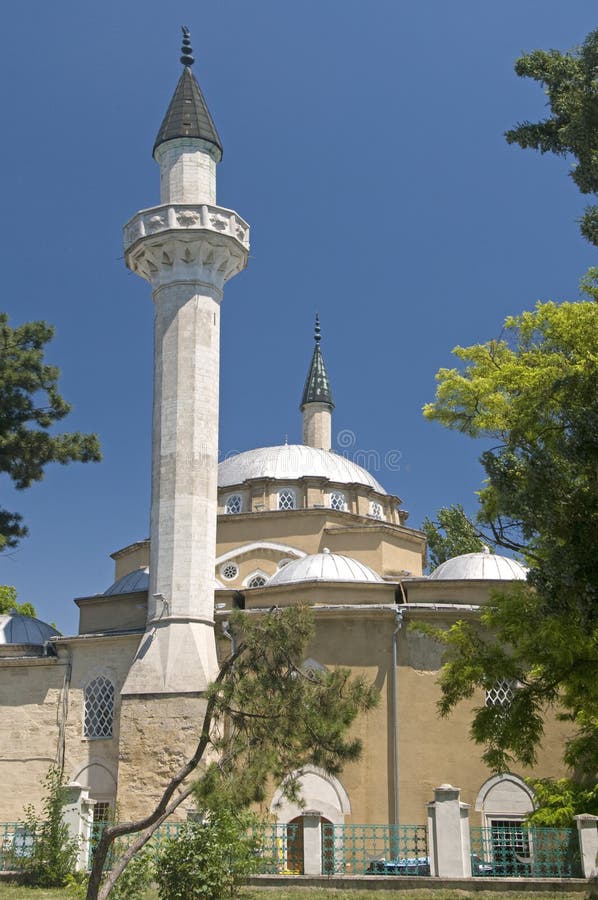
[286,814,333,875]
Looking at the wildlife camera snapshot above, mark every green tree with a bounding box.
[21,767,79,888]
[525,777,598,828]
[505,27,598,247]
[155,802,261,900]
[421,504,487,571]
[423,297,598,774]
[0,585,36,617]
[87,605,378,900]
[0,315,101,551]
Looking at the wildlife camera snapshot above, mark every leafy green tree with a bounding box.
[526,777,598,828]
[155,802,261,900]
[87,605,378,900]
[505,27,598,247]
[21,767,79,888]
[421,504,487,571]
[0,585,36,617]
[423,298,598,774]
[0,315,101,551]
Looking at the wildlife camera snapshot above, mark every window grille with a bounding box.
[485,678,515,707]
[330,491,346,511]
[93,802,111,824]
[221,563,239,581]
[224,494,242,514]
[84,676,114,738]
[370,501,383,520]
[248,575,267,588]
[278,489,296,510]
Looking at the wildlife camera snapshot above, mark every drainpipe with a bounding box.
[392,608,404,825]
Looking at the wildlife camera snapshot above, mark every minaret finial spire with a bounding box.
[180,26,195,67]
[314,313,321,344]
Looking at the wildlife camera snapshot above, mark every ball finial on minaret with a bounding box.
[180,26,195,67]
[314,313,321,344]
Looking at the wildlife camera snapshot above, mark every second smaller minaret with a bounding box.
[301,315,334,451]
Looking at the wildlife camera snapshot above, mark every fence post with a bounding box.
[574,814,598,880]
[61,782,95,871]
[301,810,322,875]
[427,783,471,877]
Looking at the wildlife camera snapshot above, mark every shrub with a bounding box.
[20,767,79,887]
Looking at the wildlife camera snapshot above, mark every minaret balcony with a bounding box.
[124,204,250,288]
[124,203,249,253]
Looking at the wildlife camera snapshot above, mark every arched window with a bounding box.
[278,488,296,511]
[370,501,383,520]
[224,494,242,514]
[329,491,346,511]
[84,676,115,739]
[248,574,267,588]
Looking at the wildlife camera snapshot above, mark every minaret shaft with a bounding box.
[149,282,221,623]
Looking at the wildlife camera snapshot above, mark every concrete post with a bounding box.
[574,814,598,879]
[427,784,471,877]
[301,810,322,875]
[61,782,95,872]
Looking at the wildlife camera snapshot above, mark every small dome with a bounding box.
[104,568,149,595]
[218,445,386,494]
[0,612,60,645]
[429,551,527,581]
[267,550,384,586]
[104,568,224,596]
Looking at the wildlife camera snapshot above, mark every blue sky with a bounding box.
[0,1,595,632]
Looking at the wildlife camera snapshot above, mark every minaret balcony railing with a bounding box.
[123,203,250,253]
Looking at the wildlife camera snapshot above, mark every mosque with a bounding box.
[0,30,568,834]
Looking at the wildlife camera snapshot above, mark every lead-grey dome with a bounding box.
[429,551,527,581]
[218,445,386,494]
[267,550,384,586]
[0,612,60,645]
[103,568,225,596]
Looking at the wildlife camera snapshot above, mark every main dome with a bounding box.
[267,550,384,586]
[429,551,527,581]
[218,445,386,494]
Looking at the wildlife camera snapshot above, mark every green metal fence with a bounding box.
[249,822,301,874]
[0,823,35,872]
[88,821,300,876]
[321,823,428,875]
[470,824,581,878]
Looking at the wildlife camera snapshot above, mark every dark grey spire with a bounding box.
[153,27,223,160]
[300,315,334,409]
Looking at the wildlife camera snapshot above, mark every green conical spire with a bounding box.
[300,315,334,409]
[153,27,223,160]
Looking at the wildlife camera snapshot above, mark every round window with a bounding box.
[220,563,239,581]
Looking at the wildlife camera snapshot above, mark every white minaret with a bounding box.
[122,29,249,694]
[301,315,334,451]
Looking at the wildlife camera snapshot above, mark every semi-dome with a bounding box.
[429,550,527,581]
[267,549,384,586]
[0,612,60,645]
[218,445,386,494]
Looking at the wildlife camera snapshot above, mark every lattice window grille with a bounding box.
[370,501,383,520]
[278,489,296,510]
[84,676,114,738]
[485,678,515,707]
[248,575,267,588]
[221,563,239,581]
[224,494,242,514]
[93,802,112,824]
[330,491,346,511]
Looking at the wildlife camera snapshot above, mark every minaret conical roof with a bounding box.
[153,28,223,160]
[300,315,334,409]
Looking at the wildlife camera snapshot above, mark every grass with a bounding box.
[0,886,587,900]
